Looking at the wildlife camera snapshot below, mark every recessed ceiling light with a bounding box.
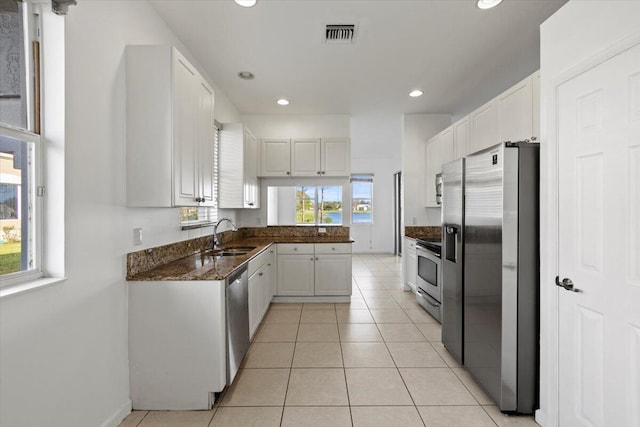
[409,90,424,98]
[238,71,255,80]
[477,0,503,10]
[234,0,257,7]
[277,99,290,106]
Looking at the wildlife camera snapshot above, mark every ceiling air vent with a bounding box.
[325,24,357,44]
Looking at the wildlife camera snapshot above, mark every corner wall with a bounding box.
[401,113,451,228]
[0,2,240,426]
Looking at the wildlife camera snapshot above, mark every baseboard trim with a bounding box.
[99,399,132,427]
[272,296,350,303]
[535,409,546,426]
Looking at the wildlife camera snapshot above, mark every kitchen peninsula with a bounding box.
[126,226,353,410]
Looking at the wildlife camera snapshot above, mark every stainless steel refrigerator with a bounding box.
[442,141,539,414]
[441,158,464,366]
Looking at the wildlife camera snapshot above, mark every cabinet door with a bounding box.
[532,71,540,142]
[244,129,259,208]
[198,78,216,206]
[277,255,315,296]
[425,137,440,207]
[498,76,533,143]
[470,99,499,153]
[403,238,417,291]
[262,260,274,315]
[248,270,261,339]
[314,254,352,296]
[321,138,351,176]
[453,117,470,159]
[266,248,276,302]
[172,52,199,206]
[291,139,321,176]
[439,127,455,166]
[261,139,291,177]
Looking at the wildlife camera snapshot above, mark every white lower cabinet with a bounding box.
[403,237,417,291]
[314,255,352,296]
[277,253,316,296]
[276,243,352,296]
[248,246,276,339]
[129,280,226,410]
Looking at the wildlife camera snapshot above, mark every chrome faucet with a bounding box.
[213,218,238,249]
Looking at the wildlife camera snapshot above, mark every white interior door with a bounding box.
[557,41,640,427]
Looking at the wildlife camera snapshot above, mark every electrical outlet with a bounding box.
[133,228,143,246]
[318,227,327,234]
[257,217,262,225]
[412,217,417,225]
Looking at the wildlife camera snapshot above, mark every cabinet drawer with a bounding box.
[404,237,416,249]
[277,243,314,255]
[248,244,275,276]
[314,243,352,254]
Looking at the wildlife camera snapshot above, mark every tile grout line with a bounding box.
[334,303,354,426]
[278,314,299,427]
[374,286,427,427]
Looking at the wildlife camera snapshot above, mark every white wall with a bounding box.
[0,2,241,427]
[538,2,640,426]
[401,113,452,227]
[349,112,403,253]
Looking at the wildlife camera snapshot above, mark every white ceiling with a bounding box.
[149,0,567,117]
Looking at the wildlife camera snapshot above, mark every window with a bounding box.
[180,124,219,228]
[1,2,42,284]
[295,185,343,225]
[351,174,373,224]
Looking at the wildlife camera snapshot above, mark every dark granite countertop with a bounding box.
[127,236,353,282]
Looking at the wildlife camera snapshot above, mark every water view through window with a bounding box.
[296,186,342,225]
[351,174,373,223]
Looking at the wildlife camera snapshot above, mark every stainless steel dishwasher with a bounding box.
[226,266,250,385]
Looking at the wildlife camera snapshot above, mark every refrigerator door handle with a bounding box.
[445,226,458,262]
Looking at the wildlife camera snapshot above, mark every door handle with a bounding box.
[555,276,581,293]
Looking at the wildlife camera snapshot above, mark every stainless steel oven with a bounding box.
[415,239,442,323]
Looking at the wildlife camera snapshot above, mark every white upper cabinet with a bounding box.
[260,138,350,177]
[243,127,259,208]
[261,139,291,177]
[439,127,455,166]
[291,138,321,176]
[470,98,499,153]
[497,76,533,144]
[219,123,260,209]
[126,45,215,207]
[198,80,216,205]
[321,138,351,176]
[425,134,441,208]
[425,125,455,208]
[453,116,470,160]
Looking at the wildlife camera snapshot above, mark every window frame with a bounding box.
[294,185,344,226]
[0,3,43,287]
[0,125,43,287]
[350,174,374,225]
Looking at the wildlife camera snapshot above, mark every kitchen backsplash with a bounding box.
[127,226,350,278]
[404,226,441,240]
[241,226,350,239]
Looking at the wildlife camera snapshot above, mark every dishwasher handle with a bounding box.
[227,267,247,287]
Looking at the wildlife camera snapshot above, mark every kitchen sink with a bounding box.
[219,246,256,256]
[205,246,256,257]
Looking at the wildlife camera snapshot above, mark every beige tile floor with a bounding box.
[119,254,540,427]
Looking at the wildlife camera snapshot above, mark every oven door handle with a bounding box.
[416,288,440,308]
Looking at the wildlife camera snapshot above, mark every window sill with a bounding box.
[181,221,215,231]
[0,277,67,300]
